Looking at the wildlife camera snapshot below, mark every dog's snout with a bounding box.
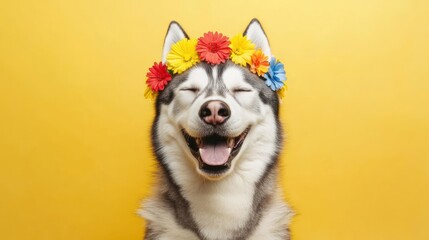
[199,100,230,125]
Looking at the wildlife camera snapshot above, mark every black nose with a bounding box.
[199,100,230,125]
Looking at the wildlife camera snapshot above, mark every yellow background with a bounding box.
[1,0,428,239]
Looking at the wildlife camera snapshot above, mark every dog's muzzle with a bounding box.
[182,127,250,178]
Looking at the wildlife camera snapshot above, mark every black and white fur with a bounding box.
[140,19,293,240]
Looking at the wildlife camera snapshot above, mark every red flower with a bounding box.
[196,32,231,64]
[146,62,172,92]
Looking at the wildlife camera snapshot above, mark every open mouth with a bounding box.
[182,127,250,176]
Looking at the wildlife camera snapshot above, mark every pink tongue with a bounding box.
[199,142,231,166]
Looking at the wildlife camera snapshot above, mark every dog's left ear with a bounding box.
[162,21,189,63]
[244,19,272,60]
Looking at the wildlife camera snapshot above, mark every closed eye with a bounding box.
[180,87,200,93]
[232,88,252,93]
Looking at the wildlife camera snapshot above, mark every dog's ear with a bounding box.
[162,21,189,63]
[244,19,272,60]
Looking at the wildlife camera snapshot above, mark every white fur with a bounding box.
[140,198,199,239]
[248,191,293,239]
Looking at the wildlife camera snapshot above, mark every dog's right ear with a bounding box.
[244,19,272,60]
[161,21,189,63]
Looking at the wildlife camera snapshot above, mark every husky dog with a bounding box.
[140,19,293,240]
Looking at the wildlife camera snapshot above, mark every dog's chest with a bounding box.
[184,176,255,239]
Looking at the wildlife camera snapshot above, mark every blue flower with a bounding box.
[264,57,286,91]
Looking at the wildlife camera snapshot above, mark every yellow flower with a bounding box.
[277,85,288,99]
[166,38,200,74]
[229,34,255,66]
[144,87,158,101]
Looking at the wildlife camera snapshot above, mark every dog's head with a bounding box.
[152,19,282,181]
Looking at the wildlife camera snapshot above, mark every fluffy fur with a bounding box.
[139,19,293,240]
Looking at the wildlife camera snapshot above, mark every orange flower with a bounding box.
[249,49,269,76]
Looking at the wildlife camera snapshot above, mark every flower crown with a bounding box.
[145,32,287,100]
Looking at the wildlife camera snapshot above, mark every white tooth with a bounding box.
[235,136,244,148]
[240,134,245,141]
[196,138,202,146]
[227,138,234,148]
